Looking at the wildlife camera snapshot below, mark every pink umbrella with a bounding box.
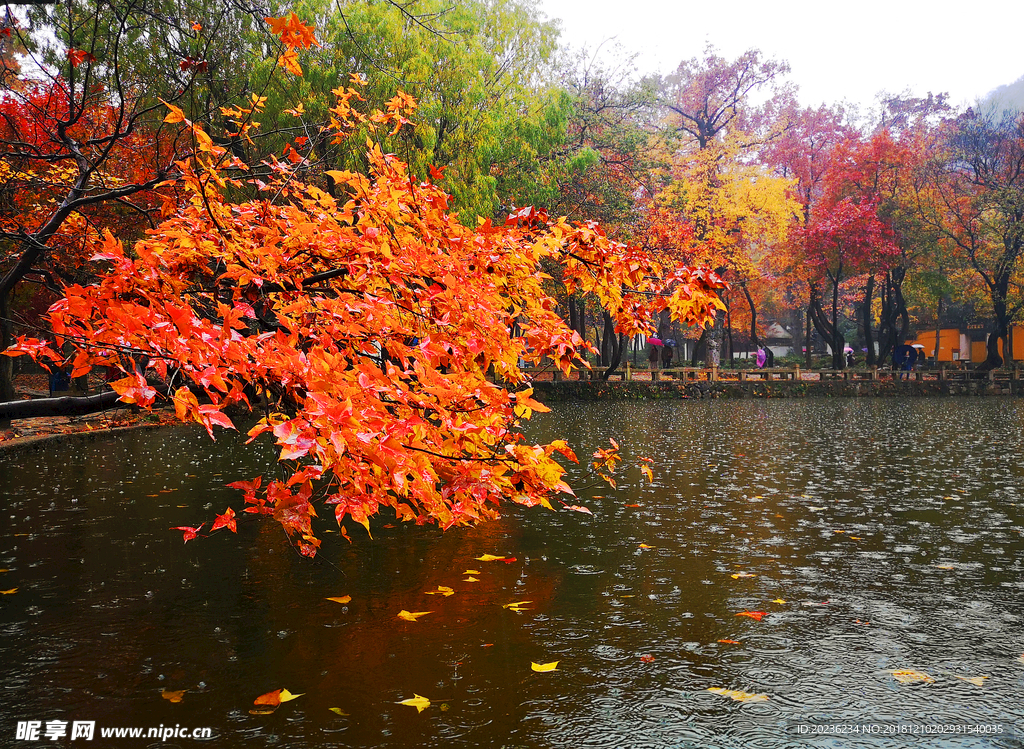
[647,337,664,347]
[843,346,854,353]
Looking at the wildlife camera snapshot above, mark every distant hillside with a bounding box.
[980,74,1024,115]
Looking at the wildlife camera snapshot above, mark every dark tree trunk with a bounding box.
[0,290,14,427]
[861,275,875,366]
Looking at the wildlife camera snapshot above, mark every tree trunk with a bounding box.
[861,275,875,366]
[805,305,812,368]
[933,296,943,364]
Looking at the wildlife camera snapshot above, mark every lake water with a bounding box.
[2,399,1024,747]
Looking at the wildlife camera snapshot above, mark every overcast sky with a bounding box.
[537,0,1024,112]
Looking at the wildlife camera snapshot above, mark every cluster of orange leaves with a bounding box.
[9,15,725,556]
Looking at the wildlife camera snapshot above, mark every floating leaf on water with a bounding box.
[638,544,654,549]
[933,565,955,570]
[254,689,282,707]
[249,707,277,715]
[564,505,592,515]
[397,610,433,622]
[531,661,559,672]
[890,669,934,684]
[770,599,787,604]
[475,554,506,562]
[425,586,454,597]
[624,504,641,508]
[325,596,351,604]
[328,707,349,715]
[397,694,430,712]
[954,675,988,686]
[809,506,826,511]
[463,576,479,582]
[717,639,742,644]
[730,572,756,579]
[736,611,767,621]
[0,588,17,595]
[462,570,481,575]
[707,687,768,702]
[639,654,655,662]
[161,689,186,703]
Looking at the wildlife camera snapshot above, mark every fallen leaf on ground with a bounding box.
[707,687,768,702]
[325,596,352,604]
[890,669,934,684]
[397,694,431,712]
[161,689,186,703]
[531,661,559,672]
[398,610,433,622]
[425,586,454,597]
[736,611,767,621]
[475,554,506,562]
[954,675,988,686]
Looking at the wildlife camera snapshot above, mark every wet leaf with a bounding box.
[397,694,430,712]
[397,610,433,621]
[462,569,481,575]
[161,689,186,703]
[730,572,756,579]
[249,707,277,715]
[325,595,351,604]
[564,505,592,515]
[328,707,349,715]
[425,586,454,597]
[624,504,641,508]
[638,543,654,549]
[890,669,934,684]
[639,654,655,662]
[707,687,768,702]
[475,554,506,562]
[954,675,989,686]
[253,688,304,707]
[0,588,17,595]
[503,600,532,612]
[463,576,479,582]
[770,599,787,604]
[717,639,742,644]
[531,661,559,672]
[502,557,518,564]
[736,611,767,621]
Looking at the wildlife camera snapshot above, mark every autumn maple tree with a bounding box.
[7,13,725,555]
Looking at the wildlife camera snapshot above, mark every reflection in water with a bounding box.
[2,399,1024,747]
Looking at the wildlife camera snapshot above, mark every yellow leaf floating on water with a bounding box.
[464,576,479,582]
[730,572,756,579]
[280,689,303,702]
[161,689,186,703]
[0,588,17,595]
[253,688,303,707]
[397,610,433,622]
[503,600,532,612]
[463,570,481,575]
[638,544,654,549]
[475,554,506,562]
[329,707,349,715]
[771,599,787,604]
[890,669,934,684]
[397,694,431,712]
[531,661,559,672]
[325,596,352,604]
[954,675,989,686]
[707,687,768,702]
[425,586,454,597]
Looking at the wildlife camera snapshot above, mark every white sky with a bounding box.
[537,0,1024,112]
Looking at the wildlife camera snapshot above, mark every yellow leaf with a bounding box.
[325,596,351,604]
[475,554,506,562]
[397,694,431,712]
[161,100,187,124]
[279,689,304,702]
[462,570,481,575]
[730,572,756,579]
[329,707,349,715]
[954,675,988,686]
[707,687,768,702]
[890,669,934,684]
[503,601,533,609]
[770,599,787,604]
[531,661,559,672]
[0,588,16,595]
[397,610,432,622]
[161,689,186,703]
[463,577,479,582]
[638,544,654,549]
[425,586,454,597]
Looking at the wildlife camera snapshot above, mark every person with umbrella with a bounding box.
[648,337,663,374]
[661,338,676,370]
